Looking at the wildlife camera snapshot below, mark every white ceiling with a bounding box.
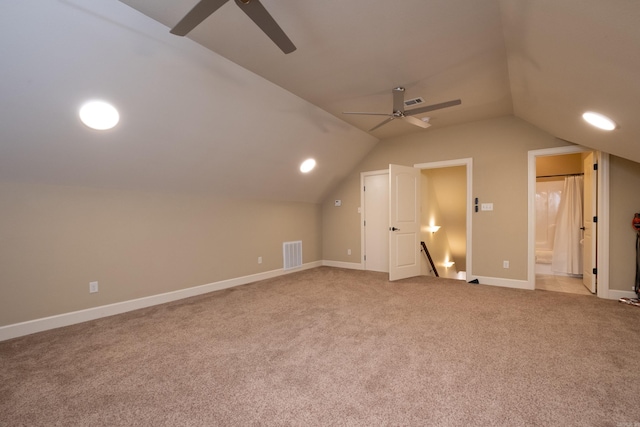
[2,0,639,204]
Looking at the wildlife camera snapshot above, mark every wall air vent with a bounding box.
[404,97,425,107]
[283,241,302,270]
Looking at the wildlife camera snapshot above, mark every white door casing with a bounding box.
[389,164,421,281]
[583,152,597,293]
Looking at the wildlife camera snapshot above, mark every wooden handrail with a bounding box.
[420,241,439,277]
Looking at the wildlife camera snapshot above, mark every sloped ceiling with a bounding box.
[120,0,514,141]
[120,0,640,162]
[2,0,639,205]
[0,1,377,204]
[501,0,640,163]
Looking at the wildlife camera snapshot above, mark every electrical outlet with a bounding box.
[503,260,509,269]
[258,256,262,264]
[89,281,99,293]
[481,203,494,211]
[347,249,352,255]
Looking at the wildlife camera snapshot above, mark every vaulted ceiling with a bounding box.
[2,1,639,203]
[120,0,640,160]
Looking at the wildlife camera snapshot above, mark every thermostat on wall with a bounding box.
[334,200,342,207]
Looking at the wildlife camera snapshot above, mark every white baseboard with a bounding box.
[607,289,637,300]
[469,276,534,291]
[473,276,638,300]
[0,261,322,342]
[4,262,628,342]
[322,260,364,270]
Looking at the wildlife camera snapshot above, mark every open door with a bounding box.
[389,164,421,281]
[583,152,597,293]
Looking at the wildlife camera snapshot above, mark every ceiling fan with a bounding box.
[343,87,461,132]
[170,0,296,54]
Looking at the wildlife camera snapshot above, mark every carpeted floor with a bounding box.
[1,267,640,426]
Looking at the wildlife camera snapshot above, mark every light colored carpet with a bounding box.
[1,267,640,426]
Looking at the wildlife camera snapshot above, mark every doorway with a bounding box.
[361,159,472,281]
[528,147,610,298]
[534,152,591,295]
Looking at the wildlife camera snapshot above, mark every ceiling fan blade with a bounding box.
[404,99,462,116]
[392,87,405,113]
[402,115,431,129]
[170,0,230,36]
[369,117,395,132]
[342,112,393,116]
[234,0,296,54]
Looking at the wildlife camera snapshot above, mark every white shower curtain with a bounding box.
[552,176,584,275]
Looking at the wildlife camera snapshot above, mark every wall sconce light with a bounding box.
[426,225,441,234]
[444,261,455,268]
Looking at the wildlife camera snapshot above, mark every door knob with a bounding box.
[390,227,400,231]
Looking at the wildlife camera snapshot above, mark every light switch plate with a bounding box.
[481,203,493,211]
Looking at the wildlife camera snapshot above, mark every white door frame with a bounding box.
[414,158,473,280]
[528,146,610,298]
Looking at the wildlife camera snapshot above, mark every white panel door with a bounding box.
[389,164,421,281]
[583,153,597,293]
[364,173,389,272]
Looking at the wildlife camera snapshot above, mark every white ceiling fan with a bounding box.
[343,87,461,131]
[170,0,296,54]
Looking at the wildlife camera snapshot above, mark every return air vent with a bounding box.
[404,97,425,107]
[283,241,302,270]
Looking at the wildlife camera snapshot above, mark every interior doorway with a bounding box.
[528,147,610,298]
[360,158,472,281]
[534,151,591,295]
[419,165,468,280]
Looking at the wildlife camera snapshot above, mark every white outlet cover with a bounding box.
[89,281,99,293]
[334,200,342,207]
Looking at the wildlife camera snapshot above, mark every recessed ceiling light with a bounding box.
[79,100,119,130]
[582,111,616,131]
[300,158,316,173]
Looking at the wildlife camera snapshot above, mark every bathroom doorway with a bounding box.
[534,152,591,294]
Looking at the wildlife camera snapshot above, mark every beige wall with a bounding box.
[0,183,322,326]
[609,156,640,293]
[420,172,449,277]
[4,118,639,329]
[536,153,583,181]
[322,116,571,280]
